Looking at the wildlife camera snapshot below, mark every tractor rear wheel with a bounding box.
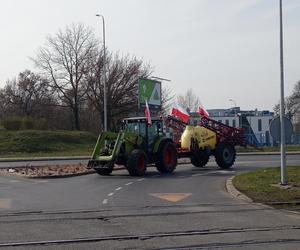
[95,163,114,176]
[214,141,236,169]
[126,149,147,176]
[156,140,177,174]
[191,151,209,168]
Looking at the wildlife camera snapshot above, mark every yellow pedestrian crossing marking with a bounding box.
[150,193,192,202]
[0,199,11,209]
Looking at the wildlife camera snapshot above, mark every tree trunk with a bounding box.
[73,105,80,130]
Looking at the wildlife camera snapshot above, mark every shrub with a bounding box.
[1,116,49,130]
[21,117,35,130]
[34,118,48,130]
[1,117,22,130]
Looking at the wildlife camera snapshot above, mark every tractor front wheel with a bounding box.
[126,149,147,176]
[95,163,114,176]
[214,142,236,169]
[156,141,177,174]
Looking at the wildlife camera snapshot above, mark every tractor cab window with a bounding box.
[123,121,146,137]
[147,120,163,146]
[148,121,163,138]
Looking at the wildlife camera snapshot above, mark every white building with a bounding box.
[190,108,275,146]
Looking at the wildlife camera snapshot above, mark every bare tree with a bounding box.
[274,81,300,120]
[86,52,151,130]
[177,89,200,113]
[0,70,53,117]
[160,86,175,115]
[33,23,99,130]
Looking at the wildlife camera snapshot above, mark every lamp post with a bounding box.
[279,0,287,185]
[96,14,107,132]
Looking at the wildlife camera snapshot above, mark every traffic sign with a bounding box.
[138,78,161,110]
[269,117,293,142]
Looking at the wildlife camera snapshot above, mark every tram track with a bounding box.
[0,203,279,223]
[0,225,299,248]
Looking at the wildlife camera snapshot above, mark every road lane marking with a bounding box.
[115,187,122,191]
[137,178,145,182]
[35,180,49,183]
[9,180,20,183]
[191,173,206,176]
[107,193,114,197]
[149,193,192,202]
[0,199,11,209]
[125,182,133,186]
[102,199,108,204]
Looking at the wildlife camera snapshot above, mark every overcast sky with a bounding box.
[1,0,299,111]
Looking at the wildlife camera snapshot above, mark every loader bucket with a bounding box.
[87,131,125,169]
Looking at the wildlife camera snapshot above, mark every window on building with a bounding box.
[258,119,262,132]
[225,120,229,126]
[232,120,236,128]
[218,120,222,123]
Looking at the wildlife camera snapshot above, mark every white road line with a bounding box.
[125,182,133,186]
[115,187,122,191]
[107,192,114,197]
[137,178,145,182]
[35,180,48,183]
[9,180,20,183]
[191,173,207,177]
[102,199,108,204]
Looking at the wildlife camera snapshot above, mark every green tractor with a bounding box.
[87,117,178,176]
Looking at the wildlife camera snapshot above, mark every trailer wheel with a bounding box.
[95,163,114,176]
[156,140,177,174]
[215,142,236,169]
[191,151,209,168]
[126,149,147,176]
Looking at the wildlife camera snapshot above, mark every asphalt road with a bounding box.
[0,154,299,249]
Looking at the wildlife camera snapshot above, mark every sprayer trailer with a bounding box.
[165,115,250,169]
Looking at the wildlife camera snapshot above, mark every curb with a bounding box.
[226,176,300,216]
[26,170,96,179]
[1,151,300,163]
[237,151,300,156]
[225,176,252,203]
[0,156,89,163]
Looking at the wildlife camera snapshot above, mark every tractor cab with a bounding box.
[88,116,177,176]
[122,117,163,151]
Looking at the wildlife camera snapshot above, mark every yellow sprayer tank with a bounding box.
[181,125,217,150]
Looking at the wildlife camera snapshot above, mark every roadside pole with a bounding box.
[279,0,287,185]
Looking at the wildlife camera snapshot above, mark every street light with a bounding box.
[279,0,287,185]
[96,14,107,132]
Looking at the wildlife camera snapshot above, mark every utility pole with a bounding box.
[96,14,107,131]
[279,0,287,185]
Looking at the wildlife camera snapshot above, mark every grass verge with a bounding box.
[233,166,300,211]
[0,130,97,158]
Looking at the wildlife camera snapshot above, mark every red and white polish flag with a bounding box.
[145,100,152,126]
[199,105,209,118]
[170,104,190,123]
